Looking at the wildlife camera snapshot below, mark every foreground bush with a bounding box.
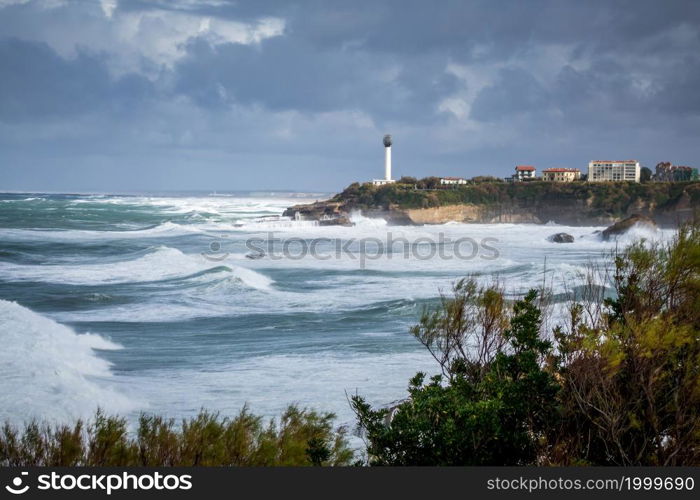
[352,285,559,465]
[0,405,353,466]
[553,221,700,465]
[353,220,700,465]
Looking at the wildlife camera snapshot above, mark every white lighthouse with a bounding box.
[372,134,396,186]
[383,134,392,180]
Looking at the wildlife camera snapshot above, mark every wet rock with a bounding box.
[601,214,657,241]
[548,232,575,243]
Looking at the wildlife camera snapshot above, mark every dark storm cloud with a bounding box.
[470,67,548,122]
[176,0,699,60]
[173,36,459,121]
[162,0,700,124]
[0,0,699,191]
[0,38,153,121]
[0,38,110,120]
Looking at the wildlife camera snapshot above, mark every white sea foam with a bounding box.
[0,221,204,241]
[604,222,663,246]
[0,197,42,203]
[0,219,328,241]
[0,246,274,288]
[83,195,323,220]
[349,210,388,227]
[116,350,440,431]
[0,299,135,423]
[230,265,274,291]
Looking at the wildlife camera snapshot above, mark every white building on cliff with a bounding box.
[588,160,640,182]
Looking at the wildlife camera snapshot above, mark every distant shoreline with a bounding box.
[284,180,700,227]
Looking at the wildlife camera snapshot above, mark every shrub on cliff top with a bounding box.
[332,179,700,217]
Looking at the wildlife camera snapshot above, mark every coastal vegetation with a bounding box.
[333,178,700,217]
[352,219,700,465]
[0,406,353,466]
[2,220,698,466]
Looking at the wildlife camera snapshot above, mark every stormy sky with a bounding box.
[1,0,699,192]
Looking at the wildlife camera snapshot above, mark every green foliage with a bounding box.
[0,405,353,467]
[352,284,560,465]
[555,221,700,465]
[470,176,503,183]
[88,410,137,466]
[354,219,700,466]
[332,179,700,216]
[416,177,442,189]
[397,176,418,185]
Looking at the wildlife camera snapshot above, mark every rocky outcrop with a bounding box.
[284,183,698,227]
[601,214,658,241]
[548,233,575,243]
[283,200,345,220]
[283,201,353,225]
[318,215,353,226]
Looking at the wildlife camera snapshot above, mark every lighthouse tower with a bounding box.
[383,134,392,180]
[372,134,396,186]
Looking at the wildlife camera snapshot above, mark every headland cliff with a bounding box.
[283,180,700,227]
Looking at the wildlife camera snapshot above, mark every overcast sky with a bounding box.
[1,0,699,192]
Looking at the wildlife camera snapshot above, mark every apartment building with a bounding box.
[588,160,640,182]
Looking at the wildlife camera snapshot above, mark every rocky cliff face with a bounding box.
[284,187,697,227]
[393,202,615,225]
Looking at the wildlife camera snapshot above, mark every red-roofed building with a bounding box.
[513,165,536,181]
[542,168,581,182]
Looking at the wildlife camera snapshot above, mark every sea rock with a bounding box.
[548,232,575,243]
[601,214,657,241]
[318,215,354,226]
[282,200,344,220]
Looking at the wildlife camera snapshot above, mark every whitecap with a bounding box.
[349,210,388,227]
[0,299,135,423]
[0,246,275,287]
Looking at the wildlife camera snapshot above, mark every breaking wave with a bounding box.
[0,299,134,422]
[0,246,274,289]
